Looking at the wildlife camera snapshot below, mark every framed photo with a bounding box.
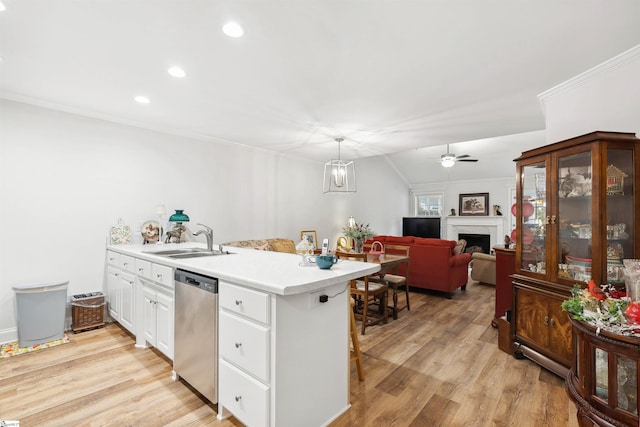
[300,230,318,249]
[459,193,489,216]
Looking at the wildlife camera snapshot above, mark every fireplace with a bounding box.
[444,216,505,250]
[458,233,491,254]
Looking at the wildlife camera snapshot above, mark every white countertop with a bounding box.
[107,243,380,295]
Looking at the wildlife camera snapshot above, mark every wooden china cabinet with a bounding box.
[510,131,639,378]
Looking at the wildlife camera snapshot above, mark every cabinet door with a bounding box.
[515,286,573,364]
[142,287,157,346]
[155,292,174,359]
[604,147,635,285]
[546,294,573,363]
[119,272,136,334]
[555,148,594,284]
[517,157,548,275]
[107,266,121,320]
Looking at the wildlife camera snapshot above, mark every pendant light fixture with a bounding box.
[323,137,356,193]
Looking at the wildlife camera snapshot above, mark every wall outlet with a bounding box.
[308,288,327,309]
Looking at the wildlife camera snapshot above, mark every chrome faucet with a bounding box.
[193,223,213,251]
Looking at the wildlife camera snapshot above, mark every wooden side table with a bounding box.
[567,316,639,427]
[493,247,515,328]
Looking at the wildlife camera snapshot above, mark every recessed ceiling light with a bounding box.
[134,95,150,104]
[222,22,244,38]
[168,66,186,78]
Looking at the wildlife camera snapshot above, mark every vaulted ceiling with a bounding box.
[1,0,639,183]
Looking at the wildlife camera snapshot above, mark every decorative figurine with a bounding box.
[165,223,187,243]
[450,208,456,216]
[504,234,513,248]
[494,205,502,216]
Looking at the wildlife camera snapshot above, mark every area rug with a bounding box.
[0,334,70,359]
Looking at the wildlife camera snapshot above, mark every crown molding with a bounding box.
[537,44,640,114]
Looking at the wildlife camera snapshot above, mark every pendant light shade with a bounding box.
[323,137,356,193]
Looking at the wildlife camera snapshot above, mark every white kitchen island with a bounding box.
[106,243,380,427]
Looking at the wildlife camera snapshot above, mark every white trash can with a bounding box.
[13,281,68,348]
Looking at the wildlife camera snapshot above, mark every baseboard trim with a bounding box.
[0,327,18,345]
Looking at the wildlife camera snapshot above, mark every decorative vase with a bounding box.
[355,238,364,253]
[623,259,640,302]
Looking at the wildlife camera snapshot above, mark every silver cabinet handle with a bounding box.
[235,300,242,305]
[235,342,242,348]
[235,396,242,402]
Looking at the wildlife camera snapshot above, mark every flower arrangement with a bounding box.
[343,222,375,241]
[562,281,640,337]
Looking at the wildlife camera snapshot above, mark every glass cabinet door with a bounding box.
[557,150,593,283]
[605,148,635,285]
[520,161,547,273]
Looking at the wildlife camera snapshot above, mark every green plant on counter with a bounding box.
[343,222,375,241]
[561,285,585,319]
[562,283,635,336]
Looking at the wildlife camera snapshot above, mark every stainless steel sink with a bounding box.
[167,251,232,259]
[144,248,210,255]
[143,248,233,258]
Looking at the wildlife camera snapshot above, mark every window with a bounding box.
[415,193,443,217]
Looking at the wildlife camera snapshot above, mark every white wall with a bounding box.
[410,177,517,238]
[541,44,640,143]
[0,99,409,341]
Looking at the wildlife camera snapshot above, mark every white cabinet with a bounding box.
[106,249,174,359]
[107,266,121,320]
[106,250,135,334]
[219,359,270,427]
[119,273,135,332]
[218,280,350,427]
[140,278,174,360]
[219,281,271,427]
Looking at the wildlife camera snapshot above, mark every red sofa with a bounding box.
[366,236,472,298]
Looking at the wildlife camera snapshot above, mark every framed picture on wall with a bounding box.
[459,193,489,216]
[300,230,318,249]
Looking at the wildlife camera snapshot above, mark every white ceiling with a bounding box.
[1,0,639,183]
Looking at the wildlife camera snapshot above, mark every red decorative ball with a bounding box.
[625,302,640,324]
[511,201,535,218]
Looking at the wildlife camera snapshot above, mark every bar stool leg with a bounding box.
[350,298,365,381]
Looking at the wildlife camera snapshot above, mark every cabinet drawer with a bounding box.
[219,282,270,324]
[107,250,120,266]
[152,263,173,288]
[135,259,152,280]
[219,359,269,427]
[219,310,270,382]
[120,254,136,273]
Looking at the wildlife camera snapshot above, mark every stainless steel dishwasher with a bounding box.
[173,269,218,403]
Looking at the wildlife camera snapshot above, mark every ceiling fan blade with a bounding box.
[457,159,478,162]
[456,154,471,159]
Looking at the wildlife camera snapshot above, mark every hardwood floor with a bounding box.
[1,280,580,427]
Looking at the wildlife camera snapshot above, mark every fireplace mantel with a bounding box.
[443,216,506,250]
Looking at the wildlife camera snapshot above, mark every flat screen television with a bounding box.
[402,217,441,239]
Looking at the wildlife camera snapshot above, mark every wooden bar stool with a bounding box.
[350,298,365,381]
[336,251,388,335]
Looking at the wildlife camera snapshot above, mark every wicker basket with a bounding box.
[71,292,105,333]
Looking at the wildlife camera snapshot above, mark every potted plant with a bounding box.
[343,221,375,253]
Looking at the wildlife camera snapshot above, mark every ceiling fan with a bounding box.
[440,144,478,168]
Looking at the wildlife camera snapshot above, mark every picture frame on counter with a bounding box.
[300,230,318,249]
